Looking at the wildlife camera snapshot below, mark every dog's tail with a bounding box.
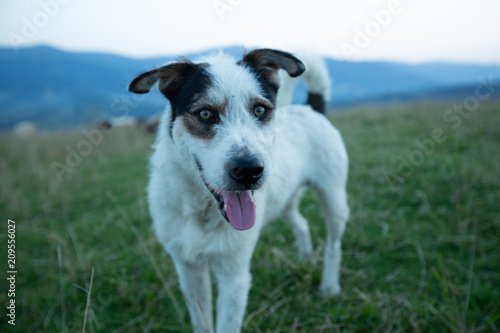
[276,52,331,114]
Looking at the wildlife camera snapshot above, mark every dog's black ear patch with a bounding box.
[240,49,306,88]
[129,61,207,100]
[128,68,162,94]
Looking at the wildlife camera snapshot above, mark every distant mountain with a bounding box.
[340,82,500,107]
[325,59,500,105]
[0,46,168,130]
[0,45,499,130]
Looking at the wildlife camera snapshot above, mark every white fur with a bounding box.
[147,53,348,333]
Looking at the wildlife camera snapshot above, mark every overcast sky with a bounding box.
[1,0,499,64]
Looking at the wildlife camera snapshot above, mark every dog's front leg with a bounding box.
[213,258,252,333]
[173,260,214,333]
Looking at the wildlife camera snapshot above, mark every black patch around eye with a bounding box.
[238,63,278,105]
[169,65,213,137]
[183,113,217,140]
[196,109,219,123]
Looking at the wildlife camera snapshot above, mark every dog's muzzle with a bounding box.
[195,155,264,231]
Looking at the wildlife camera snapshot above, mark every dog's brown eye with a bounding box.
[254,106,267,118]
[198,110,214,121]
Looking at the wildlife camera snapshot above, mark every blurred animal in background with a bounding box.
[128,48,349,333]
[97,116,136,131]
[137,113,162,134]
[12,121,37,137]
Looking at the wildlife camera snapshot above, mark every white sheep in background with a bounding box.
[12,121,37,137]
[110,116,136,128]
[98,116,137,130]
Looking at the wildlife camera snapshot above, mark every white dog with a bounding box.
[129,49,349,333]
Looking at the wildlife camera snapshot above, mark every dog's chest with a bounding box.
[180,189,222,230]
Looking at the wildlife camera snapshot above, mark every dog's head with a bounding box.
[129,49,305,230]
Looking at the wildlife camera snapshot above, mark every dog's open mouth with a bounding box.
[196,160,256,231]
[211,189,256,231]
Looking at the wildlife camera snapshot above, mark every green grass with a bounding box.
[1,101,499,332]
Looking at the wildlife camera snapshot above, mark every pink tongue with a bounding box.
[222,191,256,231]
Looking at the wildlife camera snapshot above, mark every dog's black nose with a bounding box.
[228,156,264,188]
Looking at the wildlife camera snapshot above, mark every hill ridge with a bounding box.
[1,45,499,130]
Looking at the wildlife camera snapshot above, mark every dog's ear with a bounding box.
[240,49,306,88]
[128,61,202,100]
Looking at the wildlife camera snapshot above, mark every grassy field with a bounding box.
[1,101,499,332]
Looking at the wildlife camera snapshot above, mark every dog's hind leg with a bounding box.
[315,184,349,297]
[173,260,214,333]
[282,187,313,260]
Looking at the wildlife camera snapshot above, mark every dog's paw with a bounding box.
[319,283,341,297]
